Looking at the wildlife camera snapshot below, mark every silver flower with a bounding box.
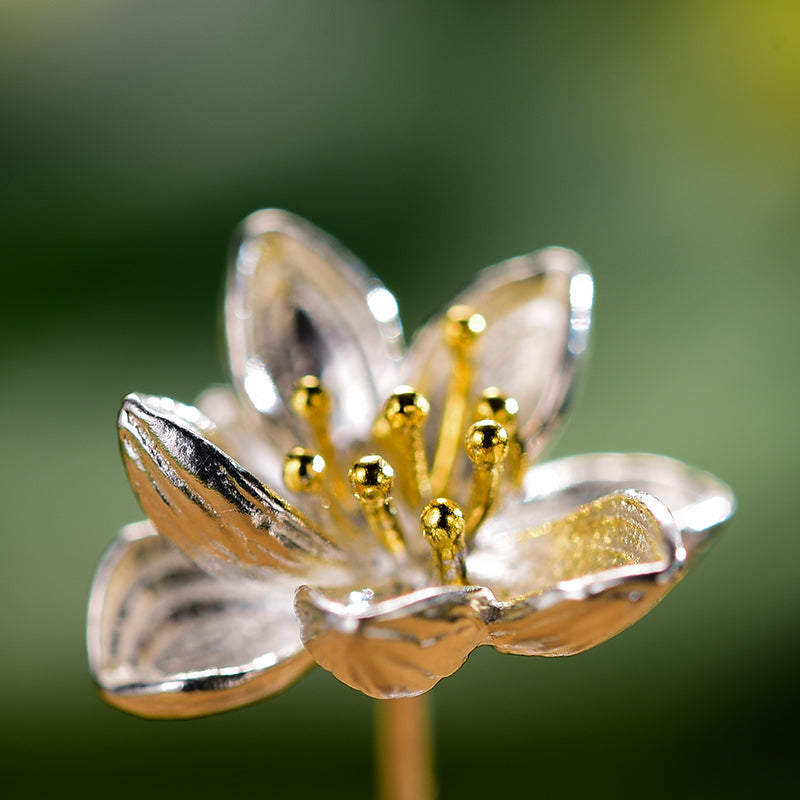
[87,210,735,717]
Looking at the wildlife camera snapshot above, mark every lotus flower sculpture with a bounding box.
[87,210,734,718]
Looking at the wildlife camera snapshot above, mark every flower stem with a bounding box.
[376,695,435,800]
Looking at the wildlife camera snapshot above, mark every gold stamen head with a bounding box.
[283,448,326,493]
[349,455,394,502]
[383,387,430,429]
[465,420,509,467]
[475,388,519,428]
[382,387,432,503]
[444,305,486,351]
[420,498,465,548]
[349,455,405,556]
[290,375,330,417]
[421,498,467,586]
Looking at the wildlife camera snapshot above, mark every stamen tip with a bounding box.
[383,387,430,429]
[349,455,394,502]
[290,375,329,416]
[476,388,519,426]
[465,420,509,467]
[445,305,486,349]
[420,498,465,546]
[283,448,326,493]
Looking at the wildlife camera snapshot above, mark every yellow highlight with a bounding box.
[349,455,406,556]
[431,305,486,496]
[382,387,432,505]
[420,498,467,586]
[464,420,509,536]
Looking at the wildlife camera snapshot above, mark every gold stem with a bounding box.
[465,465,500,536]
[383,388,432,506]
[430,306,486,497]
[376,695,435,800]
[290,376,350,502]
[349,455,407,556]
[430,355,471,496]
[406,425,432,505]
[421,498,467,586]
[463,420,509,539]
[362,498,406,556]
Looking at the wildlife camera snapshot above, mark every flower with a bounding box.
[87,210,735,718]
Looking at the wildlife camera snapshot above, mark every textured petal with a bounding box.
[472,490,687,656]
[295,585,492,699]
[118,392,349,581]
[225,209,404,452]
[195,385,288,494]
[195,384,333,529]
[405,247,592,487]
[513,452,735,560]
[87,522,313,718]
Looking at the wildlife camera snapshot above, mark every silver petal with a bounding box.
[226,209,404,453]
[472,490,687,655]
[513,452,736,561]
[194,384,334,529]
[195,385,288,494]
[118,392,349,581]
[405,247,592,489]
[87,522,314,718]
[295,584,492,699]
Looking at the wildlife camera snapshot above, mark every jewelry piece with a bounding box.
[87,210,735,719]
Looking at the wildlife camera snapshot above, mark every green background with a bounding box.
[2,1,798,796]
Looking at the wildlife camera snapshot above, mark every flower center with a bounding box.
[281,305,524,587]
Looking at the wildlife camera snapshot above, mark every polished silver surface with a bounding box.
[405,247,592,477]
[118,392,349,581]
[87,522,313,718]
[296,585,492,699]
[88,209,735,715]
[226,210,404,454]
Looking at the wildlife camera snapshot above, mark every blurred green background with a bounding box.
[2,1,798,797]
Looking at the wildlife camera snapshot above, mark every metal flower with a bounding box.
[87,210,735,718]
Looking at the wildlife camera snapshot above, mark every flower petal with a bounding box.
[513,452,735,560]
[471,490,687,656]
[295,584,492,699]
[118,392,348,581]
[87,522,313,718]
[406,247,592,476]
[226,209,404,452]
[195,384,334,528]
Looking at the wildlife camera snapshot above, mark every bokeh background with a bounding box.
[2,1,798,797]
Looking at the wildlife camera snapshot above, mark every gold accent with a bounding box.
[475,387,524,484]
[349,456,406,555]
[420,498,467,586]
[283,447,362,544]
[443,304,487,349]
[431,305,486,496]
[283,448,326,494]
[491,493,670,603]
[383,387,432,505]
[290,375,348,499]
[474,387,519,428]
[464,420,509,536]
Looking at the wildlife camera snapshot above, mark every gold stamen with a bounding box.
[290,375,348,500]
[430,305,486,496]
[420,498,467,586]
[283,447,326,494]
[382,387,432,505]
[284,447,362,544]
[464,420,509,536]
[475,387,523,485]
[349,456,406,556]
